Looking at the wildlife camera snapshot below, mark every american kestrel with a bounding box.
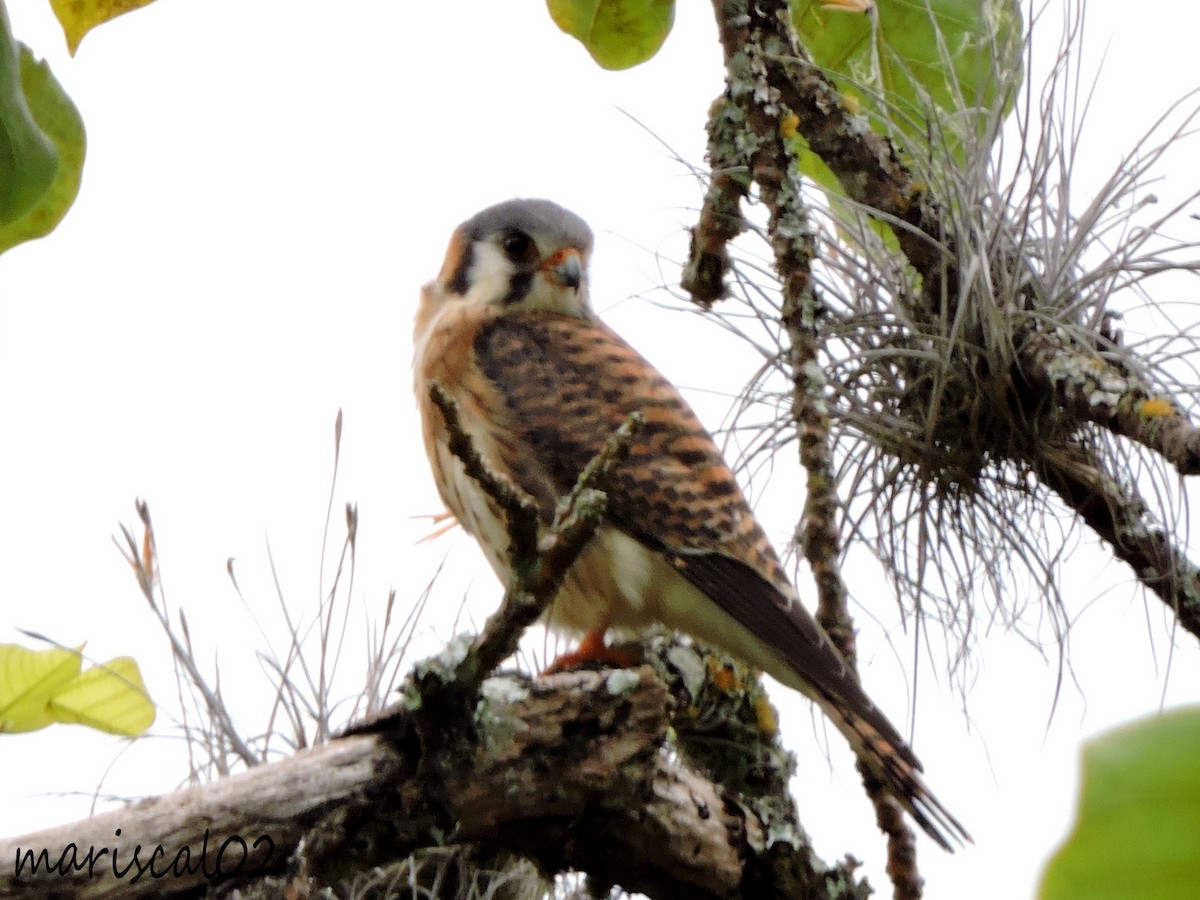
[413,198,967,849]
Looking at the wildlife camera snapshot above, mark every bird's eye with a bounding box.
[501,229,535,263]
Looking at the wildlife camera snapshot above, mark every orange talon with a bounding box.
[543,626,636,674]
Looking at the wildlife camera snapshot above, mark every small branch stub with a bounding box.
[422,383,644,695]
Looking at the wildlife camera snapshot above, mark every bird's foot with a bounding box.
[543,628,638,674]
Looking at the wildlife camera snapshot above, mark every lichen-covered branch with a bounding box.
[682,98,752,307]
[709,0,954,302]
[702,0,1200,651]
[1038,443,1200,639]
[703,1,854,667]
[1,661,866,899]
[702,4,929,895]
[1020,328,1200,476]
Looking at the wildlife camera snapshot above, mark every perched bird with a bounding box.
[413,198,967,849]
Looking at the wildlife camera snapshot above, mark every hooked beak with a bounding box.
[539,247,584,291]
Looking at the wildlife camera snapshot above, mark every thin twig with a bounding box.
[116,501,259,769]
[428,382,541,569]
[424,382,644,696]
[708,3,924,893]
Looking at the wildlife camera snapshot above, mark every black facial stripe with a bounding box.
[501,271,534,305]
[446,242,474,296]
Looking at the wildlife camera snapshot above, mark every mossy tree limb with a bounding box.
[0,660,867,899]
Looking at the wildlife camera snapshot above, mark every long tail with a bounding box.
[821,697,971,851]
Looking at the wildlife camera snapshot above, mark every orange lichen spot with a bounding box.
[1137,397,1175,418]
[754,695,779,735]
[779,113,800,140]
[707,657,742,692]
[840,92,862,115]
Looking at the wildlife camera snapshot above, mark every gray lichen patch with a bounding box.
[604,669,642,696]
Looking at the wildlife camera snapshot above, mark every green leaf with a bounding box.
[1039,707,1200,900]
[0,4,85,255]
[790,0,1024,167]
[0,5,56,223]
[547,0,675,70]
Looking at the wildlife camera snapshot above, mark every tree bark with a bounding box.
[1,665,864,899]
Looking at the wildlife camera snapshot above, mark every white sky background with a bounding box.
[2,1,1199,897]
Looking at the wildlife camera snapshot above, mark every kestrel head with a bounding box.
[433,199,595,316]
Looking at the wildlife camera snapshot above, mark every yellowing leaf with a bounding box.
[0,643,82,733]
[50,657,156,736]
[49,0,158,56]
[0,643,154,737]
[547,0,675,70]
